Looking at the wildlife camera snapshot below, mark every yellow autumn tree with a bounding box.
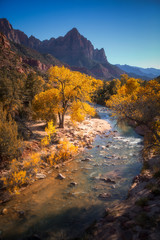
[32,66,102,128]
[106,77,160,144]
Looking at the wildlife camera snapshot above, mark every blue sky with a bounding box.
[0,0,160,68]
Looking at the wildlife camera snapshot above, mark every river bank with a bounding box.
[0,116,111,204]
[83,143,160,240]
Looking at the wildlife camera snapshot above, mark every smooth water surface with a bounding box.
[0,106,143,240]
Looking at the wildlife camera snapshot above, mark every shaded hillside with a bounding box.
[0,32,31,73]
[10,41,62,70]
[0,32,63,74]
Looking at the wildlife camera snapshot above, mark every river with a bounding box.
[0,106,143,240]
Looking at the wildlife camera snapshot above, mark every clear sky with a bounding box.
[0,0,160,69]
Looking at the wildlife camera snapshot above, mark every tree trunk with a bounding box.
[58,112,64,128]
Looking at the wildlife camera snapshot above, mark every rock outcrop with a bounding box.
[0,18,28,45]
[0,32,50,73]
[22,58,50,71]
[0,32,11,50]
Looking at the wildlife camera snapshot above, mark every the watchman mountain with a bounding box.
[0,18,123,80]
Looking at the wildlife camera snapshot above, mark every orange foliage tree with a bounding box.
[106,77,160,144]
[32,66,102,128]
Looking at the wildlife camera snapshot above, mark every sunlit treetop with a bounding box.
[32,66,103,128]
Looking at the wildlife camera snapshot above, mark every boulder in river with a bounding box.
[98,193,111,199]
[87,145,93,149]
[81,157,92,161]
[70,182,78,186]
[100,177,116,184]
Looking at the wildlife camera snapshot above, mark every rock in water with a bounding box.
[87,145,93,149]
[105,178,116,184]
[100,177,116,184]
[98,193,111,199]
[81,157,91,161]
[70,182,78,186]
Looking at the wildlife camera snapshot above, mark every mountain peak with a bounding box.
[70,27,79,33]
[0,18,13,31]
[65,27,80,37]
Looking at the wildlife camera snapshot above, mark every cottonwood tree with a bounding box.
[32,66,102,128]
[106,77,160,144]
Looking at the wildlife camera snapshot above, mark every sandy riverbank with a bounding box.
[23,117,111,156]
[0,117,111,204]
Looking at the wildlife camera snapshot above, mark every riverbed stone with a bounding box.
[70,182,78,186]
[100,177,116,184]
[36,173,46,179]
[87,145,93,149]
[1,208,8,215]
[57,173,65,180]
[82,157,92,161]
[98,193,111,199]
[18,210,25,218]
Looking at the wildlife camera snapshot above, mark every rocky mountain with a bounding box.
[0,18,123,80]
[10,41,62,71]
[0,32,63,73]
[116,64,160,80]
[0,32,30,73]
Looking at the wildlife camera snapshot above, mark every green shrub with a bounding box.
[0,106,21,161]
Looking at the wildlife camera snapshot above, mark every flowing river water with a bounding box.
[0,106,143,240]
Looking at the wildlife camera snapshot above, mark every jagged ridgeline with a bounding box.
[0,18,123,80]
